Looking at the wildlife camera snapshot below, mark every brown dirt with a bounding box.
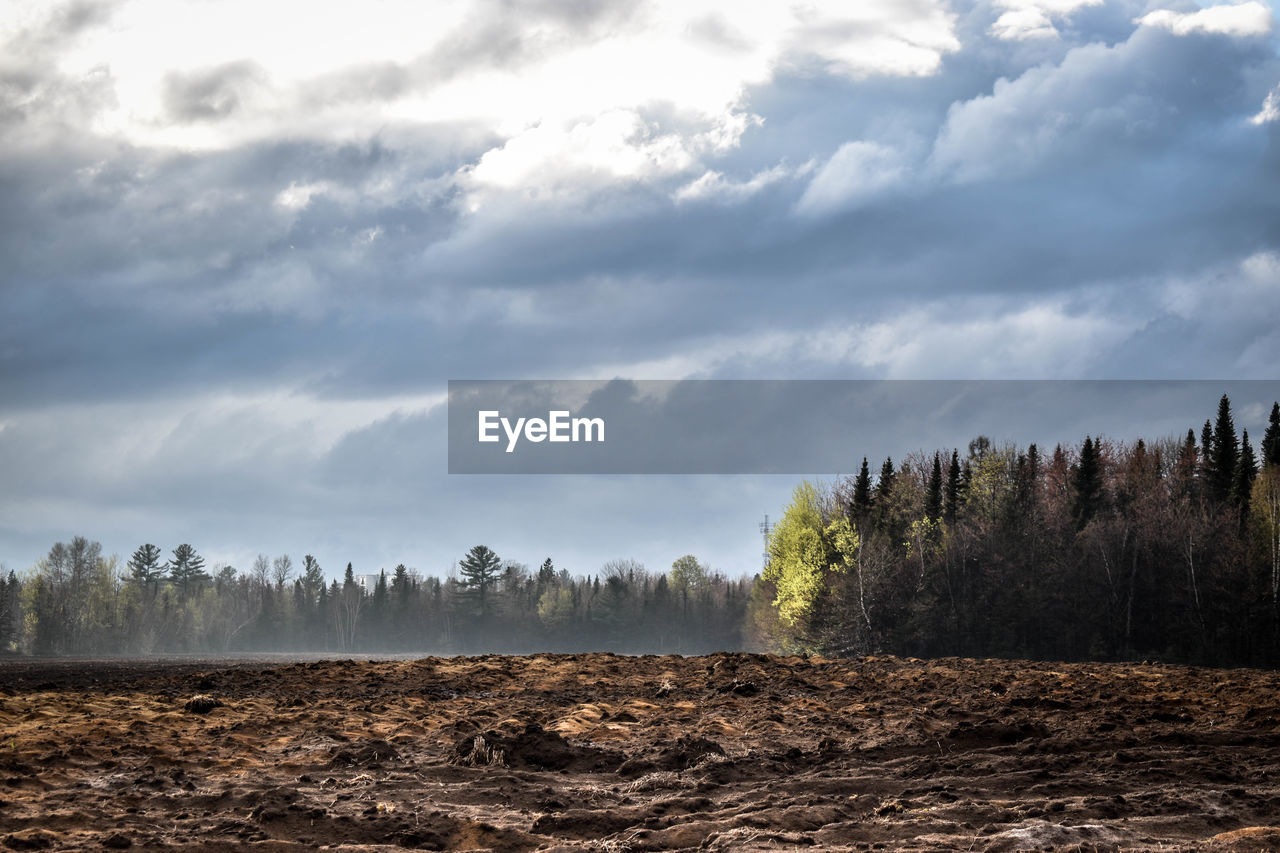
[1,653,1279,850]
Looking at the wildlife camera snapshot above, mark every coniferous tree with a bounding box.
[876,457,896,500]
[945,449,961,524]
[874,457,896,533]
[538,558,555,589]
[1201,419,1216,487]
[1211,394,1239,504]
[168,544,208,597]
[128,544,165,588]
[1071,436,1103,529]
[1232,429,1258,515]
[302,555,324,597]
[852,457,873,519]
[925,451,943,522]
[1263,402,1280,468]
[459,545,502,618]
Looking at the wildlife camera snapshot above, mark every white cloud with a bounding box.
[990,0,1102,41]
[577,297,1140,381]
[466,109,708,203]
[274,181,329,211]
[795,140,913,216]
[6,0,960,209]
[1137,2,1272,37]
[674,161,807,204]
[1251,84,1280,125]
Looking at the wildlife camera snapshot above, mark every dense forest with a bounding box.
[0,543,748,656]
[2,394,1278,665]
[756,395,1280,667]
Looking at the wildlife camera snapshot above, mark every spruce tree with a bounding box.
[1263,402,1280,467]
[1211,394,1239,504]
[852,457,873,518]
[945,449,961,523]
[925,451,943,522]
[1232,429,1258,514]
[1201,419,1215,485]
[1071,436,1103,529]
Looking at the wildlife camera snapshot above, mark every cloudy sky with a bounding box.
[2,0,1278,582]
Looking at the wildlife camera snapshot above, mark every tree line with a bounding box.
[0,540,748,656]
[5,392,1278,666]
[755,395,1280,667]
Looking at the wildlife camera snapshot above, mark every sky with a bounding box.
[1,0,1279,583]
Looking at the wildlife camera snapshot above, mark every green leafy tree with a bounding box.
[669,555,707,598]
[762,482,834,631]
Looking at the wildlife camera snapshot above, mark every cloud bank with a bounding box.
[2,0,1278,578]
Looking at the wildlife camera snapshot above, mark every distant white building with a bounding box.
[354,573,382,592]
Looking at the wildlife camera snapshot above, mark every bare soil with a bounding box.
[2,653,1280,851]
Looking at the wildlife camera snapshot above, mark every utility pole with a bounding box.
[759,514,773,570]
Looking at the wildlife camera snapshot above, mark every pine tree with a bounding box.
[852,457,873,519]
[343,562,356,590]
[391,564,410,599]
[1211,394,1239,504]
[876,457,896,501]
[874,457,896,533]
[1071,436,1103,529]
[168,544,208,596]
[1232,429,1258,515]
[128,544,165,588]
[538,558,555,589]
[945,449,961,524]
[1263,402,1280,467]
[1201,419,1215,486]
[459,545,502,618]
[925,451,943,522]
[302,555,325,605]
